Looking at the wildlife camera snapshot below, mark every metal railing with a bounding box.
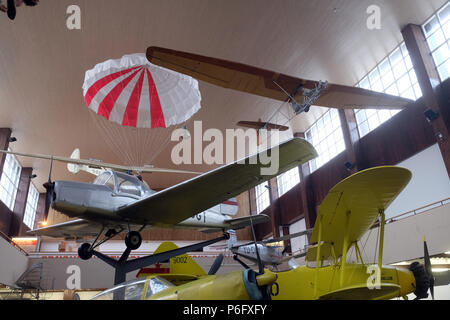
[385,197,450,224]
[0,229,29,256]
[370,197,450,229]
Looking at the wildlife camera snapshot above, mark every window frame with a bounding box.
[0,149,22,211]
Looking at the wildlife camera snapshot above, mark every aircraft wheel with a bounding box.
[78,243,93,260]
[125,231,142,250]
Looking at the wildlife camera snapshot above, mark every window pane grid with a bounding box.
[255,181,270,214]
[0,151,22,210]
[354,41,421,138]
[24,183,39,229]
[277,167,300,197]
[305,109,345,173]
[423,1,450,82]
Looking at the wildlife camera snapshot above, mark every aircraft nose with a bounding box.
[396,266,416,297]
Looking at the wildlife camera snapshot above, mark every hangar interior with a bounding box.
[0,0,449,300]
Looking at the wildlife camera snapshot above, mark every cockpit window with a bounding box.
[116,172,142,197]
[90,277,173,300]
[118,179,141,196]
[93,172,115,190]
[146,277,173,298]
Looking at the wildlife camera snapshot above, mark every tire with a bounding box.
[125,231,142,250]
[78,243,93,260]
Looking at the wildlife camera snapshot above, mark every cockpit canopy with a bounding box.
[93,170,153,197]
[90,276,174,300]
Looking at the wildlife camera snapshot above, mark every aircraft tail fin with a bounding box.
[67,149,81,174]
[136,242,207,281]
[227,229,237,249]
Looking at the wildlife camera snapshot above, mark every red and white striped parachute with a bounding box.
[82,53,201,128]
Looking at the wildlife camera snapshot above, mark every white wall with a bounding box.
[0,237,29,287]
[386,143,450,219]
[358,203,450,265]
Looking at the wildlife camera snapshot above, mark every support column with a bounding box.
[9,167,33,237]
[294,132,316,230]
[0,128,12,176]
[402,24,450,177]
[33,193,47,230]
[338,109,360,174]
[282,225,292,254]
[268,177,280,238]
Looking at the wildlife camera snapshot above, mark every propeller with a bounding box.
[208,253,224,275]
[43,157,55,215]
[423,237,435,300]
[408,237,435,300]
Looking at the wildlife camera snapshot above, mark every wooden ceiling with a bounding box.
[0,0,446,192]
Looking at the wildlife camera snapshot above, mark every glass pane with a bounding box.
[427,29,446,52]
[392,61,407,79]
[355,109,367,124]
[401,87,416,100]
[409,69,418,84]
[385,84,399,96]
[404,55,413,70]
[368,114,380,131]
[400,43,409,57]
[359,77,370,89]
[381,71,395,88]
[369,68,380,84]
[423,16,440,36]
[371,80,383,92]
[432,43,450,66]
[397,73,412,94]
[379,59,391,75]
[389,47,403,66]
[438,3,450,24]
[444,21,450,40]
[437,60,450,81]
[414,83,422,98]
[378,110,391,123]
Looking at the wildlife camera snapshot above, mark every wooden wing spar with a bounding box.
[146,46,413,110]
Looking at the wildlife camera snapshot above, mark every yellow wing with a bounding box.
[318,283,401,300]
[308,166,411,261]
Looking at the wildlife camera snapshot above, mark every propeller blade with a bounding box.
[43,182,54,215]
[48,156,53,183]
[208,253,224,275]
[424,238,435,300]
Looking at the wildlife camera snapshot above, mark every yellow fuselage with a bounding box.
[272,264,415,300]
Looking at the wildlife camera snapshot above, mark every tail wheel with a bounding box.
[125,231,142,250]
[78,243,93,260]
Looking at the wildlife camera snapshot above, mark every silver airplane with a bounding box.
[226,229,313,268]
[0,138,317,260]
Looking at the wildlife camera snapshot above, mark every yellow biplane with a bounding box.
[91,166,433,300]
